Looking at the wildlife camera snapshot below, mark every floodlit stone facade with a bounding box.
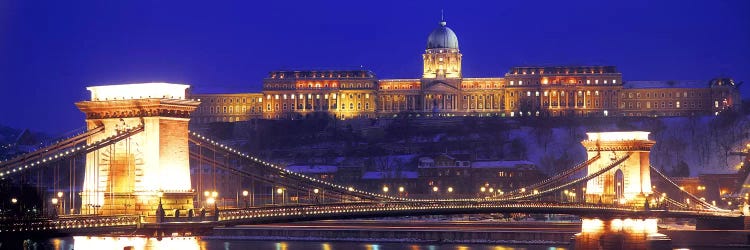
[190,19,741,123]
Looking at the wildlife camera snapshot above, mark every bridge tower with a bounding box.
[75,83,200,216]
[581,131,655,205]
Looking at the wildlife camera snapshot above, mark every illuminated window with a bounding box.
[586,80,590,84]
[274,95,279,100]
[715,101,719,108]
[544,91,548,97]
[595,80,599,84]
[604,80,608,84]
[283,94,287,99]
[613,80,617,84]
[510,81,514,85]
[519,81,523,85]
[535,91,539,97]
[676,101,680,108]
[527,91,531,97]
[365,93,370,99]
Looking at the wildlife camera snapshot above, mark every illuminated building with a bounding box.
[417,154,545,195]
[190,19,741,122]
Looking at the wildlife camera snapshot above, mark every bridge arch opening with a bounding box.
[614,169,624,203]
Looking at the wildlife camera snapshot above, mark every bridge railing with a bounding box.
[214,199,739,223]
[0,215,141,233]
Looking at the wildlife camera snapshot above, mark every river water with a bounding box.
[33,237,568,250]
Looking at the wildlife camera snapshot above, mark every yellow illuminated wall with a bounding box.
[76,83,199,215]
[583,131,654,204]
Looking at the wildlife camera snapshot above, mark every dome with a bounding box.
[426,21,459,50]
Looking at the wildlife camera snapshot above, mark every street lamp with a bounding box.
[11,198,17,204]
[313,188,319,194]
[447,187,453,193]
[398,186,404,193]
[56,192,64,215]
[382,186,389,193]
[277,188,284,205]
[242,190,249,208]
[480,187,486,193]
[432,186,439,193]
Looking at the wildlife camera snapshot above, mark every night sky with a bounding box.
[1,0,749,134]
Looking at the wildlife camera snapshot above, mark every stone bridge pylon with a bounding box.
[75,83,200,215]
[582,131,655,206]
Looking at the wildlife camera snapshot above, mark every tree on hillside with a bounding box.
[671,160,690,177]
[507,138,527,160]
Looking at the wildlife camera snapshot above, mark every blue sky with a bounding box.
[1,0,749,134]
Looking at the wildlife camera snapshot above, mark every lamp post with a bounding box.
[382,186,389,194]
[447,187,454,194]
[313,188,320,203]
[203,191,210,209]
[432,186,439,194]
[56,192,64,215]
[211,191,219,209]
[51,198,59,217]
[277,188,284,206]
[242,190,249,208]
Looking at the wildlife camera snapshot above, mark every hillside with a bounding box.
[199,110,750,177]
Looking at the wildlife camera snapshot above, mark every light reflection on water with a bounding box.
[41,237,567,250]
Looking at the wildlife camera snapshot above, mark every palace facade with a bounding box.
[189,19,741,123]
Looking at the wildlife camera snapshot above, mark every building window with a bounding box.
[676,101,680,108]
[613,80,617,84]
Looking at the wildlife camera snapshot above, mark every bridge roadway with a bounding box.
[0,200,740,237]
